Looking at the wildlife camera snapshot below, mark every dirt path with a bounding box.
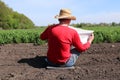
[0,43,120,80]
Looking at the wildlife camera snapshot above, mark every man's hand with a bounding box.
[88,33,94,44]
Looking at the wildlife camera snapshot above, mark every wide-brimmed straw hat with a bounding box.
[54,9,76,20]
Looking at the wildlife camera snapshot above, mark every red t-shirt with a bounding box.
[40,24,90,64]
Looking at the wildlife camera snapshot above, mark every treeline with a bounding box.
[0,0,35,29]
[71,22,120,28]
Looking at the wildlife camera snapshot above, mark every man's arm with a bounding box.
[40,27,49,40]
[72,32,94,52]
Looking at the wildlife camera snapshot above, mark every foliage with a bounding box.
[82,26,120,43]
[0,0,35,29]
[71,22,120,28]
[0,27,46,45]
[0,27,120,45]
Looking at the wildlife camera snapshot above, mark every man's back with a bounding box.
[45,25,78,64]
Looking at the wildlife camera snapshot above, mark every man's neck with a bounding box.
[60,24,69,26]
[59,22,69,26]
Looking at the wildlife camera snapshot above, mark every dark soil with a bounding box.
[0,43,120,80]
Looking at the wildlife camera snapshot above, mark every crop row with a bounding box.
[83,26,120,43]
[0,28,46,45]
[0,27,120,45]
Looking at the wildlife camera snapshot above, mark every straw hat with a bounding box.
[54,9,76,20]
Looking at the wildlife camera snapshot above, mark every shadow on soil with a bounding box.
[18,56,47,68]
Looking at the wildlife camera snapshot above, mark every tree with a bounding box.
[0,0,35,29]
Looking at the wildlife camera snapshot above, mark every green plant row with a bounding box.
[0,28,46,45]
[82,26,120,43]
[0,27,120,45]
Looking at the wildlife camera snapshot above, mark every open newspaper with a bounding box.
[69,26,94,44]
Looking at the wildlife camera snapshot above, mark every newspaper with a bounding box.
[69,26,94,44]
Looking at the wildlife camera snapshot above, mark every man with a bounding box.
[40,9,94,67]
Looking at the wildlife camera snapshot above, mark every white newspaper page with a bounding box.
[69,26,94,44]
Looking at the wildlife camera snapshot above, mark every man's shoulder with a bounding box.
[48,24,59,27]
[67,26,78,32]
